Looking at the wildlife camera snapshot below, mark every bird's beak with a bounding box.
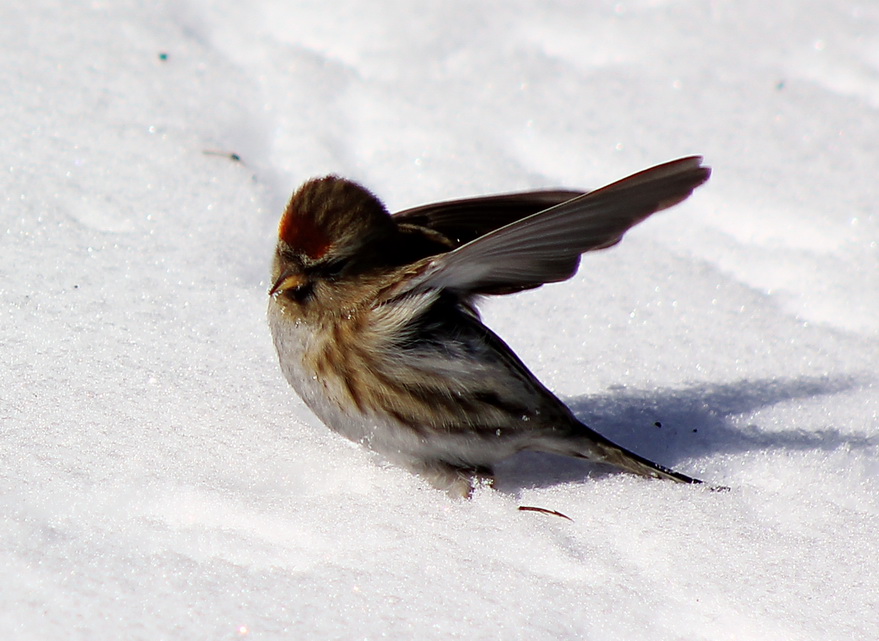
[269,271,306,297]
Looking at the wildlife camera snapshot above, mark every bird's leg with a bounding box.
[409,461,495,498]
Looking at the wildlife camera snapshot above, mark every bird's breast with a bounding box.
[268,300,393,449]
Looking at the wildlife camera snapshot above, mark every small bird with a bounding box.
[268,157,711,497]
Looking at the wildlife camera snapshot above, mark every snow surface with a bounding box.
[3,1,878,639]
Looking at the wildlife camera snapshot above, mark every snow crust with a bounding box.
[2,1,877,639]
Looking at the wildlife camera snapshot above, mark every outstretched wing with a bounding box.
[392,189,584,248]
[405,156,710,296]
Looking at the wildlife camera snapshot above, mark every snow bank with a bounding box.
[2,1,876,639]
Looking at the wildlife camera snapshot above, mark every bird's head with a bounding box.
[269,176,398,315]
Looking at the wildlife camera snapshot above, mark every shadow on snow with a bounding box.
[494,374,876,492]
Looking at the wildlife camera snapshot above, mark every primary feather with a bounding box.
[407,156,710,295]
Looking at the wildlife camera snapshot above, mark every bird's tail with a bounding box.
[555,422,703,484]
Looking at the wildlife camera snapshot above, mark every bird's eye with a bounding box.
[285,281,314,303]
[321,258,348,280]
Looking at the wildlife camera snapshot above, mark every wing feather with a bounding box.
[407,157,710,295]
[392,190,585,248]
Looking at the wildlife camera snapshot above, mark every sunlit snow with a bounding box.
[2,1,877,639]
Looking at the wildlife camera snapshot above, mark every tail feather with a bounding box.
[552,422,704,484]
[586,437,702,484]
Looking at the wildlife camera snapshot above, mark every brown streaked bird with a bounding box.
[268,157,711,497]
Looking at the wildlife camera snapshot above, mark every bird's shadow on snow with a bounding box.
[493,374,876,492]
